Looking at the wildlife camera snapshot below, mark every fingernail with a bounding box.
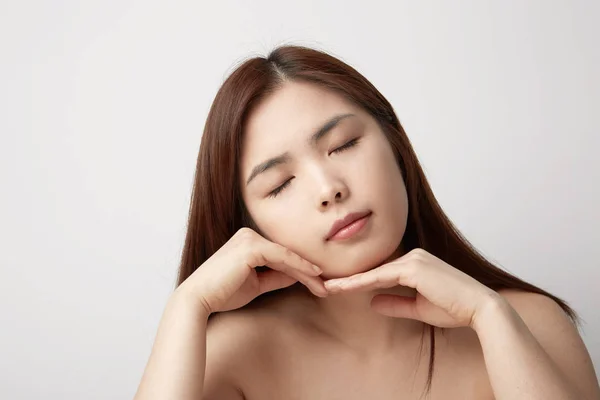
[312,264,322,274]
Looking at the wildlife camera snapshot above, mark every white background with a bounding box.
[1,1,598,398]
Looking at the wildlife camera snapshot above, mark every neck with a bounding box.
[300,244,425,358]
[312,285,424,357]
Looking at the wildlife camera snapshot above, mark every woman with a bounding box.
[134,45,599,399]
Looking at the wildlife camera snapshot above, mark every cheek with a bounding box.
[251,204,325,265]
[365,145,409,227]
[383,175,409,244]
[250,200,311,242]
[358,143,402,194]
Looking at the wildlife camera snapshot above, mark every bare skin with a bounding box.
[204,283,495,400]
[198,81,496,399]
[136,78,598,400]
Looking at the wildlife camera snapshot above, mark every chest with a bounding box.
[242,340,493,400]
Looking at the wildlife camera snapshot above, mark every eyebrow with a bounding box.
[245,113,356,186]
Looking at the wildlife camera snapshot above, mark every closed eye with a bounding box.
[267,178,292,199]
[267,138,361,199]
[331,137,360,155]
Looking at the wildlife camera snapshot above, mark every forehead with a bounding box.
[241,81,362,160]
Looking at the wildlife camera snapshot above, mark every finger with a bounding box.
[260,240,323,277]
[326,264,399,292]
[257,270,298,294]
[267,263,327,297]
[259,241,327,297]
[370,294,419,319]
[265,259,327,297]
[304,277,328,298]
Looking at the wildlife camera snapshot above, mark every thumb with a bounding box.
[371,294,419,319]
[257,270,298,294]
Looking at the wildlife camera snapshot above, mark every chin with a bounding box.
[312,223,405,277]
[325,243,402,279]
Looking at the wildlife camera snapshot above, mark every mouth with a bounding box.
[326,210,372,241]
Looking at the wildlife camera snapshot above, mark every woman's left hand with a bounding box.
[323,248,501,329]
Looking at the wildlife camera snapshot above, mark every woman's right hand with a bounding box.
[176,227,327,315]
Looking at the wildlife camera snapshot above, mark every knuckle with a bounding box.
[236,238,262,267]
[237,227,256,240]
[410,247,425,256]
[283,248,295,259]
[248,246,266,266]
[236,229,258,250]
[410,248,427,262]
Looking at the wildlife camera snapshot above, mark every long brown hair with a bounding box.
[176,44,579,395]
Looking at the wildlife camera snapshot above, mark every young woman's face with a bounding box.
[240,81,408,278]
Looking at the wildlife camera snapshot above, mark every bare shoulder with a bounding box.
[495,288,581,339]
[203,311,252,399]
[203,305,273,399]
[494,288,585,358]
[203,288,304,399]
[496,288,572,315]
[495,288,600,399]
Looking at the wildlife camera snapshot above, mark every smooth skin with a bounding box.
[133,227,327,400]
[133,81,599,400]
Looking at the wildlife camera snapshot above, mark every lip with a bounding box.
[325,210,372,241]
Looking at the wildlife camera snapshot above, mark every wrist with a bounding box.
[470,290,510,333]
[171,283,213,319]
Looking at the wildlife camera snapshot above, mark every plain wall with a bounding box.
[1,1,598,398]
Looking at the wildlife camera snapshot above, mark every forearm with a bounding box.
[473,295,582,400]
[134,288,210,400]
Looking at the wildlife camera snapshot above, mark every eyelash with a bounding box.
[267,138,361,199]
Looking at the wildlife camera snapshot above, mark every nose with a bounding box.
[318,177,349,209]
